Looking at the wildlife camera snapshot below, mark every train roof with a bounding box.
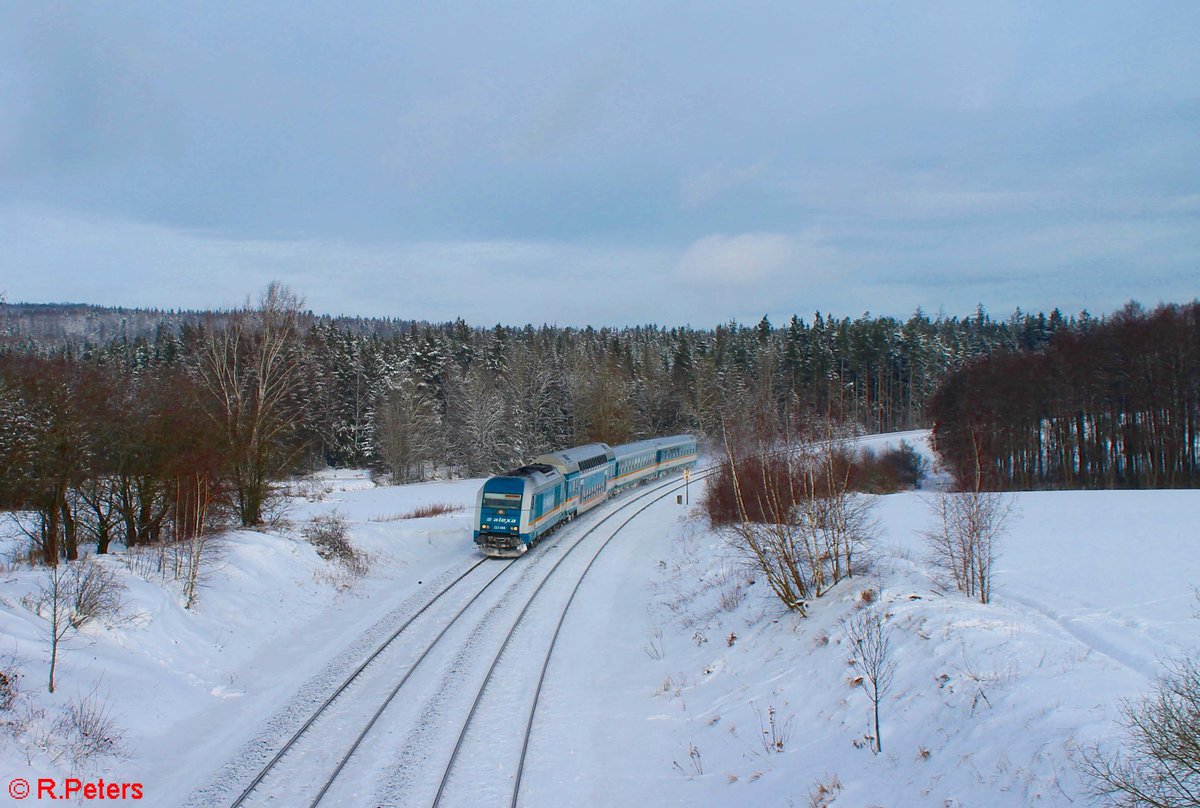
[611,434,696,458]
[532,442,614,475]
[655,434,697,447]
[492,463,559,486]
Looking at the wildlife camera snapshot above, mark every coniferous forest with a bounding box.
[2,290,1197,564]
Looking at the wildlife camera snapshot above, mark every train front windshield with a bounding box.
[479,483,524,536]
[482,492,522,509]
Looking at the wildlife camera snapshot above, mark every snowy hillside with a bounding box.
[1,435,1197,806]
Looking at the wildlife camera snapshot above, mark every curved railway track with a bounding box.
[222,464,713,808]
[227,557,516,807]
[431,475,709,808]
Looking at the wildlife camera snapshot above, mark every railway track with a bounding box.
[430,474,710,808]
[227,557,517,807]
[221,464,713,808]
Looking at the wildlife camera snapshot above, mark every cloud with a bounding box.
[0,1,1196,321]
[675,232,807,285]
[679,160,770,208]
[0,206,680,325]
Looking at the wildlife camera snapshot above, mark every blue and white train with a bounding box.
[473,434,698,557]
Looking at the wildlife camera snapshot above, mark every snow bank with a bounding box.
[0,474,482,804]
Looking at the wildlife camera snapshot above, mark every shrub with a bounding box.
[704,451,862,527]
[884,441,928,489]
[714,443,877,613]
[703,456,800,527]
[856,441,928,493]
[66,557,127,629]
[0,658,19,715]
[924,491,1013,604]
[302,512,368,578]
[1080,655,1200,807]
[52,690,124,767]
[704,444,923,527]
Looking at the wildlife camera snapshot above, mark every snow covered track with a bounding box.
[432,476,708,808]
[225,557,513,807]
[210,468,708,808]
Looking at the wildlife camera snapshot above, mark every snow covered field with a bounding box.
[1,434,1198,806]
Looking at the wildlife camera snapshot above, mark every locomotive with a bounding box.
[473,434,698,557]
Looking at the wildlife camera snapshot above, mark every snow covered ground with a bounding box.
[1,434,1197,806]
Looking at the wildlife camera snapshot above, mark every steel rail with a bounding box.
[510,465,717,808]
[432,465,714,807]
[235,461,706,808]
[229,556,499,808]
[306,555,523,807]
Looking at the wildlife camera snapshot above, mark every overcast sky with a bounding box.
[1,1,1197,326]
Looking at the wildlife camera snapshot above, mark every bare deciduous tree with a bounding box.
[175,473,218,609]
[721,416,876,614]
[924,490,1013,604]
[196,282,307,526]
[64,557,126,629]
[843,607,897,754]
[721,425,812,613]
[23,559,128,693]
[27,564,72,693]
[447,365,512,476]
[792,423,876,594]
[75,478,120,555]
[1079,655,1200,808]
[376,372,443,483]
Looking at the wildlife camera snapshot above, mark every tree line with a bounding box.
[0,285,1136,564]
[0,285,308,565]
[929,301,1200,491]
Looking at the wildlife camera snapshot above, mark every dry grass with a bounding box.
[369,502,465,522]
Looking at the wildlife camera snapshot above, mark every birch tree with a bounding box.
[844,607,897,754]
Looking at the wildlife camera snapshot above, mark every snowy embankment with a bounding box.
[0,473,484,803]
[1,435,1197,807]
[534,432,1198,807]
